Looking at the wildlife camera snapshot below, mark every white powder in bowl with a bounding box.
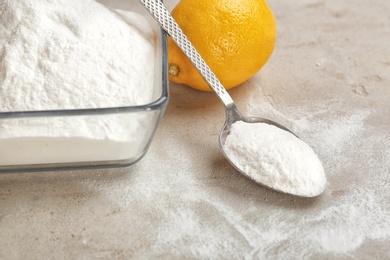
[0,0,156,111]
[0,0,160,166]
[223,121,327,197]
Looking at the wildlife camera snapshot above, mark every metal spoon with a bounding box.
[140,0,325,197]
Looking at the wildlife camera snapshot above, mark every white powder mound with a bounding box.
[0,0,155,111]
[0,0,159,165]
[223,121,327,197]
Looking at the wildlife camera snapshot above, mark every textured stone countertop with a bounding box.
[1,0,390,258]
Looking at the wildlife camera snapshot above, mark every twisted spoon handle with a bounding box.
[140,0,235,108]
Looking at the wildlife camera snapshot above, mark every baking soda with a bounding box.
[0,0,155,110]
[0,0,157,165]
[223,121,326,197]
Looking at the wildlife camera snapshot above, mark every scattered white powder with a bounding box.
[0,0,158,165]
[223,121,327,197]
[0,0,389,258]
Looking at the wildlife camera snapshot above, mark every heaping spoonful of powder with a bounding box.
[223,121,327,197]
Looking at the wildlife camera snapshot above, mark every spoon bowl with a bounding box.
[217,106,319,198]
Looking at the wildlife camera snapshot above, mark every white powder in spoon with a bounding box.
[223,121,326,197]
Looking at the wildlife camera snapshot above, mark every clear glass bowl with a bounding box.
[0,0,169,173]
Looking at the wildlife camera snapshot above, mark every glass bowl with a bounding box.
[0,0,168,173]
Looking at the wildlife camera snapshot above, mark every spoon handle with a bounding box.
[140,0,236,109]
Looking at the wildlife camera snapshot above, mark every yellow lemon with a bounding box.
[168,0,276,91]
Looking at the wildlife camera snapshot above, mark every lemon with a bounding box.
[168,0,276,92]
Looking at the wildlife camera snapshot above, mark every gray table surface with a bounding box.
[1,0,390,258]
